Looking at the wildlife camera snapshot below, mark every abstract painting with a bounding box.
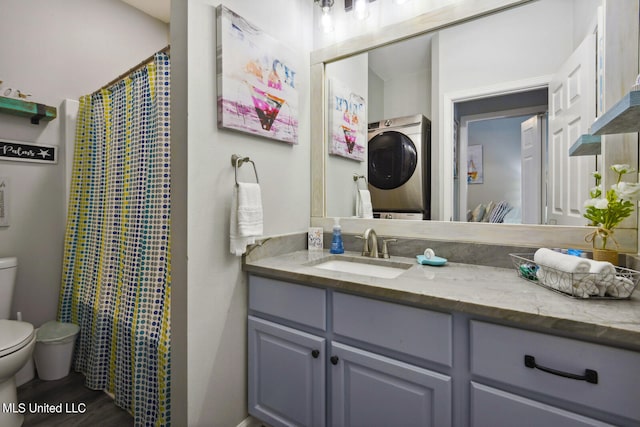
[216,5,299,144]
[328,78,366,161]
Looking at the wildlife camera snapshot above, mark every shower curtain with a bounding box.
[58,52,171,426]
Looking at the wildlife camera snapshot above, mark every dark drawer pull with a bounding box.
[524,355,598,384]
[311,349,320,359]
[330,356,339,365]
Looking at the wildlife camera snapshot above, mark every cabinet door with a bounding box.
[330,341,451,427]
[248,316,326,427]
[471,382,614,427]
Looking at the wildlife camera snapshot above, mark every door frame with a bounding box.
[441,76,551,221]
[457,105,547,222]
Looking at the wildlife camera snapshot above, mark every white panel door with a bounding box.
[521,115,543,224]
[548,33,597,226]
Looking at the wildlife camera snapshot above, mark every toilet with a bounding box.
[0,257,35,427]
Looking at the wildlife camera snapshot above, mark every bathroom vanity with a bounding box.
[245,251,640,427]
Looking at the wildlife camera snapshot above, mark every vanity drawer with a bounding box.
[249,275,326,331]
[333,292,452,366]
[470,320,640,422]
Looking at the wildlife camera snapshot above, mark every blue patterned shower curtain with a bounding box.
[58,52,171,426]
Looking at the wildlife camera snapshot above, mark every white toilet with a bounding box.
[0,257,36,427]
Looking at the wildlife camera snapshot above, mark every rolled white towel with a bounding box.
[534,248,591,273]
[586,259,616,296]
[534,248,594,297]
[606,276,635,298]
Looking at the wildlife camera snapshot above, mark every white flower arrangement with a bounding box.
[583,164,640,250]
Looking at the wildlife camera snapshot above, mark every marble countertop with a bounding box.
[244,250,640,351]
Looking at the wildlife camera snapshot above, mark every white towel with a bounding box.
[230,183,263,256]
[534,248,596,297]
[357,189,373,219]
[606,276,634,298]
[587,259,616,296]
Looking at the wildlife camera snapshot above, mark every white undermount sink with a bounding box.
[310,256,412,279]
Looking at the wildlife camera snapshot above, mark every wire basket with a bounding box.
[509,253,640,300]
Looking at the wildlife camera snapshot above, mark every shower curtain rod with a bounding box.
[94,45,170,93]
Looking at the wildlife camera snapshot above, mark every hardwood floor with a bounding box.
[17,372,133,427]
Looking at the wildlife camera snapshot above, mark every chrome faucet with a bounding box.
[359,228,379,258]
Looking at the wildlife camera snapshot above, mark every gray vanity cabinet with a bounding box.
[248,275,452,427]
[248,316,326,427]
[248,274,640,426]
[470,321,640,426]
[330,341,451,427]
[470,382,615,426]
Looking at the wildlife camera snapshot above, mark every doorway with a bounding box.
[454,89,548,223]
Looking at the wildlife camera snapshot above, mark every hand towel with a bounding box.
[357,189,374,219]
[230,183,263,256]
[534,248,595,297]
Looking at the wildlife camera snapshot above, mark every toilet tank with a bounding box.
[0,257,18,319]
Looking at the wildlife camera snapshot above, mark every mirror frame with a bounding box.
[310,0,637,252]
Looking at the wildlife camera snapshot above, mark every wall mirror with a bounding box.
[310,0,638,251]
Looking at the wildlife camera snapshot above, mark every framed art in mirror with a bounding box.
[328,78,366,161]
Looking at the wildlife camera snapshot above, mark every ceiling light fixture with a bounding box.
[315,0,335,33]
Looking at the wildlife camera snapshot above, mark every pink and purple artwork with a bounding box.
[328,79,366,161]
[216,5,299,144]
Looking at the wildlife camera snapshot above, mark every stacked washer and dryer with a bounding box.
[367,114,431,220]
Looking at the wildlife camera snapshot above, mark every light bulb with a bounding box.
[354,0,369,20]
[320,6,334,33]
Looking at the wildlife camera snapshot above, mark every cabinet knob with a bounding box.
[311,349,320,358]
[330,355,339,365]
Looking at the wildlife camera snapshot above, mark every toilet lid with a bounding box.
[0,320,34,357]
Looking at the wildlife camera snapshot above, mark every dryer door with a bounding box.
[368,131,418,190]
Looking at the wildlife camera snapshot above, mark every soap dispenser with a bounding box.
[330,218,344,254]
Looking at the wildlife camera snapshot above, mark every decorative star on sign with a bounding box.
[38,149,50,159]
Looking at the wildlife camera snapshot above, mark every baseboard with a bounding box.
[236,415,270,427]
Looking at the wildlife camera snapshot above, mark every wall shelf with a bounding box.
[0,95,57,124]
[569,134,601,156]
[591,90,640,135]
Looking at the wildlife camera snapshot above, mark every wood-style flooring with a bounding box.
[17,372,133,427]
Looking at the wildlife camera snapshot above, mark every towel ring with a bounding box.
[232,154,259,186]
[353,174,368,190]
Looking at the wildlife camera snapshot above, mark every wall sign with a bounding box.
[0,139,57,164]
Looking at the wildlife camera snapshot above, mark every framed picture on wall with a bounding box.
[328,78,366,161]
[467,144,483,184]
[216,5,300,144]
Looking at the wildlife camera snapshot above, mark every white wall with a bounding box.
[170,1,314,425]
[0,0,168,327]
[368,69,384,123]
[383,70,431,120]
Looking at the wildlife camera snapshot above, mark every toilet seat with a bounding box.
[0,320,34,357]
